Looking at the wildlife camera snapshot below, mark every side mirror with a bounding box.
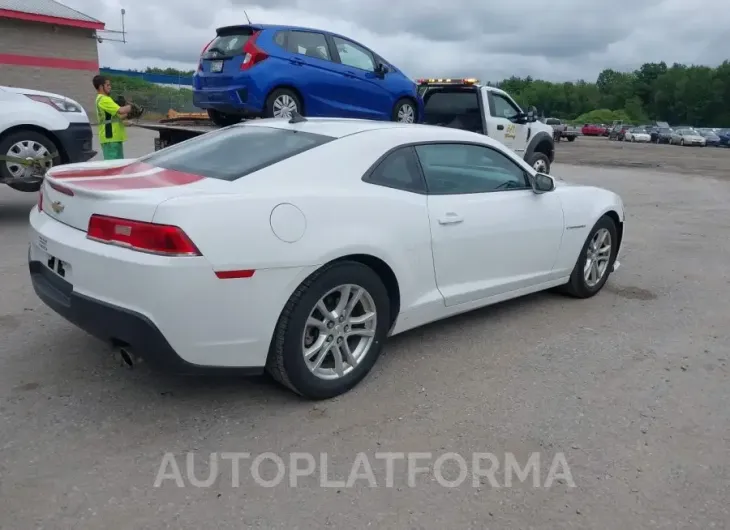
[532,173,555,193]
[526,110,537,123]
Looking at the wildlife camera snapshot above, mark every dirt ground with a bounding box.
[556,135,730,178]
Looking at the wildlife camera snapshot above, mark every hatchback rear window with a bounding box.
[139,126,334,181]
[203,30,253,58]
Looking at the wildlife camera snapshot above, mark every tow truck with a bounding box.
[134,78,556,173]
[417,78,556,173]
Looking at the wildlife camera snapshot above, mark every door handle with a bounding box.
[497,124,504,130]
[438,213,464,225]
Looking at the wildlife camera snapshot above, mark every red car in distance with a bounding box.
[581,124,608,136]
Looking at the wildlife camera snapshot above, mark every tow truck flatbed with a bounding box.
[131,119,224,150]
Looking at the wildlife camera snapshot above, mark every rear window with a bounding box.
[140,126,334,181]
[422,89,483,132]
[203,29,253,58]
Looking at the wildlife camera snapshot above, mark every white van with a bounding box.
[0,86,96,192]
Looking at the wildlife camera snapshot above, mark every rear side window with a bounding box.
[286,31,331,61]
[365,147,425,194]
[140,126,334,181]
[203,30,253,58]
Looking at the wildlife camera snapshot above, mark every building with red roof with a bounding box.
[0,0,106,116]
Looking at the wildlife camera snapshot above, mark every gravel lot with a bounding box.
[1,128,729,529]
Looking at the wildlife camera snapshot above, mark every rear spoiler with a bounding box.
[216,25,263,36]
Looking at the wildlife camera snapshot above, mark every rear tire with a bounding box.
[567,136,576,142]
[0,130,60,191]
[560,215,618,299]
[526,152,551,174]
[207,109,241,127]
[266,261,391,400]
[265,88,302,119]
[392,98,417,123]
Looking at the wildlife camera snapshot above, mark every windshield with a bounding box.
[139,126,334,180]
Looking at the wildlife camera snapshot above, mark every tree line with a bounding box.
[496,61,730,127]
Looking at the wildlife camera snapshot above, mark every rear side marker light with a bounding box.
[87,214,201,256]
[215,269,255,279]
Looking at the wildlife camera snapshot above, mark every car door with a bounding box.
[278,30,353,116]
[415,142,565,307]
[485,91,529,154]
[327,35,392,120]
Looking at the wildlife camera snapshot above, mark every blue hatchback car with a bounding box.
[193,24,423,126]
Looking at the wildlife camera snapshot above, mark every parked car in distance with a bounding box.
[193,24,423,126]
[669,128,706,146]
[698,129,721,146]
[652,126,673,144]
[717,129,730,147]
[624,127,651,142]
[608,124,630,141]
[581,124,606,136]
[543,118,578,142]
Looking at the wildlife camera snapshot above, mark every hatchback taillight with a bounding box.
[87,214,201,256]
[241,31,268,70]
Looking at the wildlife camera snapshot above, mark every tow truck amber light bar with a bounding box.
[416,78,480,85]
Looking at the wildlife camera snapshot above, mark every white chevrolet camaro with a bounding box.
[29,117,625,399]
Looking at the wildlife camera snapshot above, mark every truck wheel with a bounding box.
[392,99,417,123]
[207,109,241,127]
[527,152,550,174]
[266,88,302,119]
[0,130,60,192]
[568,136,576,142]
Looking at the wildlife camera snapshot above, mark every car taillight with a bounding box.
[87,214,201,256]
[241,31,268,70]
[198,37,215,71]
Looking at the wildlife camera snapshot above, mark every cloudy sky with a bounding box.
[64,0,728,82]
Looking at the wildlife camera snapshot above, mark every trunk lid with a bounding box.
[41,159,229,232]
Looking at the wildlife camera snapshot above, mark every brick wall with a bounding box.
[0,18,99,119]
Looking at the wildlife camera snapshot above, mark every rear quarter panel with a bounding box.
[151,131,439,320]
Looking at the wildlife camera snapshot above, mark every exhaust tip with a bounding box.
[115,347,135,368]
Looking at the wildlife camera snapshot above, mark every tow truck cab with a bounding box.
[417,78,556,174]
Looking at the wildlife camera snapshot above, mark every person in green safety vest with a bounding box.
[92,75,132,160]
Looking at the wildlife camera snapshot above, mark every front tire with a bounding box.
[560,215,618,299]
[392,98,416,123]
[207,109,241,127]
[266,261,391,400]
[0,130,60,191]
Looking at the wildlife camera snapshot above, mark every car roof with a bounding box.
[217,23,370,45]
[239,117,508,146]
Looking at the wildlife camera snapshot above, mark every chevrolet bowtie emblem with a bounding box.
[50,201,64,214]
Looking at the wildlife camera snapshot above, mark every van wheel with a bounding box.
[527,152,550,174]
[266,89,302,119]
[392,99,416,123]
[207,109,241,127]
[0,130,60,190]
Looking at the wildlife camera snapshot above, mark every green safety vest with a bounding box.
[96,94,127,144]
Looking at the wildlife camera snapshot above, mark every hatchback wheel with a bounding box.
[560,215,618,298]
[266,88,302,119]
[266,261,391,399]
[392,99,416,123]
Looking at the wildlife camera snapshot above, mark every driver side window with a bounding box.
[491,94,520,120]
[414,143,531,195]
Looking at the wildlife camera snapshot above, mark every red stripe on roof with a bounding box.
[0,9,105,30]
[0,53,98,71]
[52,162,154,179]
[70,170,205,190]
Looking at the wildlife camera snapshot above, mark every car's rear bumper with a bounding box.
[28,207,318,372]
[192,84,265,116]
[30,259,261,374]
